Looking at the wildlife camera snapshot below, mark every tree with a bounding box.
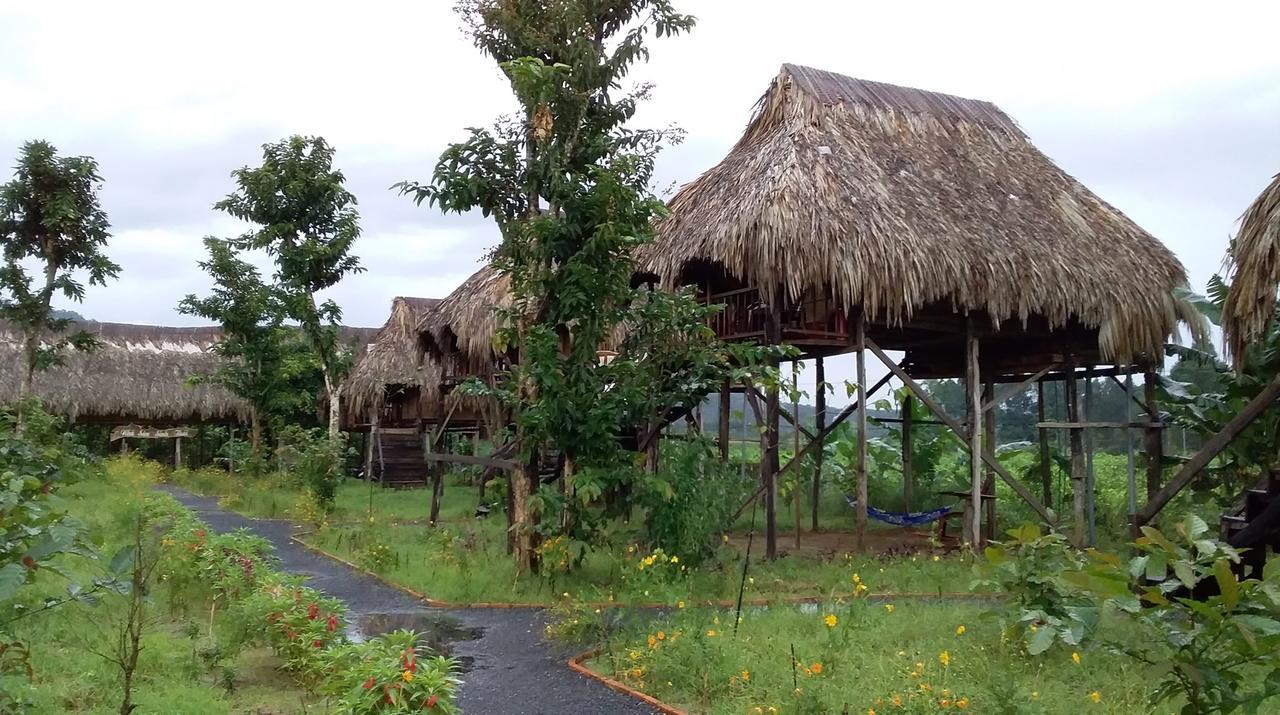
[402,1,717,572]
[178,237,322,460]
[0,141,119,422]
[216,136,364,439]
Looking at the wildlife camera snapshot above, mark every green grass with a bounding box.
[589,599,1165,714]
[5,459,316,714]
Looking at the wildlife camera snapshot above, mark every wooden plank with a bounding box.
[1136,372,1280,525]
[423,452,520,471]
[1038,421,1163,429]
[865,337,1055,524]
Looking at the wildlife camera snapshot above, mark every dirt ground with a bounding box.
[727,524,958,558]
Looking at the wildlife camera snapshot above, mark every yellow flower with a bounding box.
[939,699,951,708]
[402,670,414,682]
[852,572,862,583]
[855,583,868,593]
[722,534,730,543]
[706,629,718,637]
[768,708,778,715]
[741,669,750,681]
[677,601,685,609]
[670,556,679,564]
[657,631,666,641]
[933,555,940,562]
[1089,691,1101,704]
[956,696,969,709]
[891,694,903,707]
[1030,691,1040,700]
[939,650,951,668]
[810,662,824,675]
[885,604,895,614]
[1072,651,1081,665]
[955,624,966,636]
[647,635,657,648]
[824,614,838,628]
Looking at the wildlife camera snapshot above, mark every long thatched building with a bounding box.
[635,64,1197,556]
[0,321,250,424]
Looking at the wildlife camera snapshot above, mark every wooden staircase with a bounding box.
[1219,468,1280,579]
[373,427,428,488]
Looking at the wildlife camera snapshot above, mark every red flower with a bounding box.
[363,677,376,690]
[20,555,36,571]
[312,639,322,648]
[327,614,338,632]
[427,694,439,709]
[194,530,206,539]
[285,628,296,640]
[307,603,319,620]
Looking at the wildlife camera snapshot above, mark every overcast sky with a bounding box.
[3,1,1278,401]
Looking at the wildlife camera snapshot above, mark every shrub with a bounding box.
[277,427,347,513]
[642,438,749,566]
[319,629,461,713]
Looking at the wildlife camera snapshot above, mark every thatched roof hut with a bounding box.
[417,265,512,367]
[635,64,1190,369]
[346,296,442,417]
[1223,172,1280,367]
[0,321,249,424]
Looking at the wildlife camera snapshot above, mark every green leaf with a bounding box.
[1214,558,1239,610]
[1173,560,1199,589]
[1026,625,1055,655]
[0,563,27,601]
[108,545,136,577]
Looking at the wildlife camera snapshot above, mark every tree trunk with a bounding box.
[16,256,60,430]
[249,406,263,458]
[511,458,535,574]
[325,373,341,440]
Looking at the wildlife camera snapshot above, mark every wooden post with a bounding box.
[812,357,826,531]
[964,322,982,547]
[1065,365,1087,547]
[363,409,376,481]
[119,438,128,456]
[1036,379,1052,508]
[762,295,782,561]
[1124,373,1138,520]
[1084,368,1097,546]
[1144,371,1163,501]
[855,313,869,552]
[982,379,997,542]
[901,394,914,512]
[792,362,802,550]
[719,380,731,462]
[174,437,182,470]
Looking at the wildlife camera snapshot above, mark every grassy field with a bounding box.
[588,598,1164,714]
[7,460,315,713]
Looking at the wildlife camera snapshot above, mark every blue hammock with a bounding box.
[843,495,954,527]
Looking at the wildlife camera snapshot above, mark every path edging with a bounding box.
[567,647,687,715]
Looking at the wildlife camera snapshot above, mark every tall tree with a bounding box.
[403,1,703,572]
[179,237,318,458]
[216,136,363,439]
[0,141,119,421]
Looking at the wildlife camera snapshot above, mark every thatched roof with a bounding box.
[0,321,249,424]
[347,296,442,415]
[418,265,512,364]
[635,64,1189,363]
[1223,172,1280,367]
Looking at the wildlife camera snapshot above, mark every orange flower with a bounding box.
[810,662,824,675]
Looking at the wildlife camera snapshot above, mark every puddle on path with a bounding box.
[348,611,484,671]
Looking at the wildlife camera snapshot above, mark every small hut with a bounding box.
[346,296,443,428]
[636,64,1194,554]
[0,321,250,425]
[1223,172,1280,366]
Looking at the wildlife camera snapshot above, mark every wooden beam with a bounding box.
[1038,421,1163,429]
[965,321,983,545]
[1135,373,1280,525]
[902,394,914,512]
[1066,365,1087,548]
[423,452,520,471]
[865,337,1055,524]
[812,357,826,531]
[982,378,997,541]
[763,296,782,561]
[1144,373,1163,502]
[982,364,1058,413]
[719,379,731,462]
[855,313,869,552]
[1037,379,1052,508]
[747,384,816,441]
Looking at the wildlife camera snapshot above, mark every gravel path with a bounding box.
[159,486,655,715]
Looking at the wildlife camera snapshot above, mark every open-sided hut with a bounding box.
[636,64,1194,554]
[0,321,249,425]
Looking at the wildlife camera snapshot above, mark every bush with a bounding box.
[642,438,750,566]
[276,427,347,513]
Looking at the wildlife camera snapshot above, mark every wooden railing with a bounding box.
[703,286,849,347]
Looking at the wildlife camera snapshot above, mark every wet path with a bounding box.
[159,486,655,715]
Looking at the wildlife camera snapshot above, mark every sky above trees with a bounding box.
[2,0,1277,402]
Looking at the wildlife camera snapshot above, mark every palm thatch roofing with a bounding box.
[635,64,1189,364]
[347,296,442,416]
[0,321,249,424]
[418,265,512,364]
[1223,172,1280,367]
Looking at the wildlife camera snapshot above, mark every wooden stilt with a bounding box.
[982,379,996,542]
[1037,379,1052,508]
[1066,365,1087,547]
[1084,368,1097,546]
[792,362,802,550]
[1144,372,1163,501]
[812,357,826,531]
[174,437,182,470]
[363,409,376,480]
[762,297,782,561]
[855,313,869,552]
[719,380,731,462]
[964,322,982,546]
[902,394,914,512]
[1124,374,1138,521]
